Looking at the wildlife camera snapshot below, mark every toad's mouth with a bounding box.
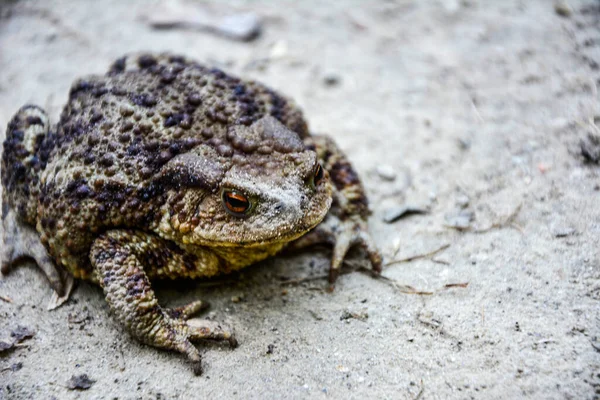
[189,207,328,248]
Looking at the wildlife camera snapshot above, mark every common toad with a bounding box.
[1,53,381,374]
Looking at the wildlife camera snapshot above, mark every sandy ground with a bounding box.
[0,0,599,399]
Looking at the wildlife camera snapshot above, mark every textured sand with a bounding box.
[1,1,599,399]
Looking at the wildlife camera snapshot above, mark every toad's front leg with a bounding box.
[90,230,236,375]
[293,135,382,287]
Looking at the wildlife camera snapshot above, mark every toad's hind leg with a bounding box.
[1,206,67,296]
[1,105,71,298]
[90,230,237,376]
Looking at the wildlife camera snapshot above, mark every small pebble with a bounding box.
[0,340,14,352]
[10,326,34,341]
[10,362,23,372]
[376,165,397,181]
[383,205,429,223]
[554,2,572,17]
[457,138,471,150]
[217,13,262,41]
[444,209,474,229]
[553,227,576,237]
[456,194,470,208]
[67,374,95,390]
[323,73,341,87]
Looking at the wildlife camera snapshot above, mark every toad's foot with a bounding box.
[90,230,236,375]
[288,213,382,288]
[1,206,67,296]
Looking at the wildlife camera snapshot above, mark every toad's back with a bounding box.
[2,53,309,279]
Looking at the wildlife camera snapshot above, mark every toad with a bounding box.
[1,53,381,374]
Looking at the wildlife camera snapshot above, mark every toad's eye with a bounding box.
[222,189,251,217]
[313,163,324,186]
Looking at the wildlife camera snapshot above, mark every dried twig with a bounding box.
[0,295,13,303]
[470,98,485,124]
[373,274,434,295]
[279,258,468,297]
[373,274,469,296]
[385,243,451,267]
[414,380,425,400]
[443,282,469,289]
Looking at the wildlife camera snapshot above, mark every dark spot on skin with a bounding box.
[187,93,202,106]
[209,68,226,79]
[127,143,141,156]
[69,80,93,98]
[126,278,146,297]
[157,150,174,165]
[26,116,43,126]
[107,141,118,152]
[329,160,361,190]
[164,113,191,128]
[92,87,109,97]
[111,87,127,96]
[182,253,197,271]
[75,184,93,199]
[59,120,91,144]
[137,182,161,202]
[127,198,140,210]
[237,116,253,126]
[83,154,95,165]
[87,134,100,146]
[136,304,161,318]
[169,55,186,64]
[267,89,288,121]
[144,141,159,152]
[131,94,157,107]
[110,56,127,74]
[11,130,24,142]
[169,143,181,155]
[92,180,129,210]
[11,162,27,183]
[233,84,245,95]
[182,137,202,149]
[120,122,134,132]
[90,110,103,124]
[138,55,157,69]
[160,71,177,84]
[40,217,57,230]
[99,154,115,167]
[213,80,226,90]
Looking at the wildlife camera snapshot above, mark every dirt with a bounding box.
[1,0,599,399]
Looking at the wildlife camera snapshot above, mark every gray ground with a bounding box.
[1,0,599,399]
